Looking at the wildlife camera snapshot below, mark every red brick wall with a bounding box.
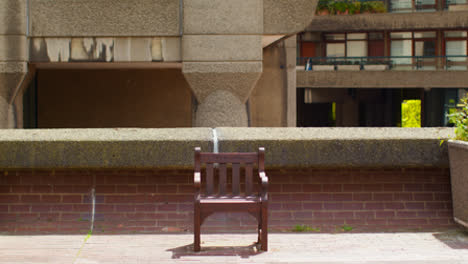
[0,168,454,234]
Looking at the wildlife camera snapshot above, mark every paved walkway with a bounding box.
[1,230,468,263]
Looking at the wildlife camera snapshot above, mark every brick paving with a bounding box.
[1,229,468,263]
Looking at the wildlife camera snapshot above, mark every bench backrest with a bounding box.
[194,147,265,197]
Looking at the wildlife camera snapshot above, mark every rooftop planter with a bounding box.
[316,0,387,15]
[447,96,468,229]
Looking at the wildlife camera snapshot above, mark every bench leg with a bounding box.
[257,220,261,244]
[261,206,268,251]
[194,204,201,252]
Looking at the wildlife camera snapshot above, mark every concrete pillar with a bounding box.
[182,0,263,127]
[284,35,297,127]
[0,0,28,128]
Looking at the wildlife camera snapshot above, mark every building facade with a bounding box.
[297,0,468,127]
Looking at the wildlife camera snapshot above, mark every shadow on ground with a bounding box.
[433,228,468,249]
[167,242,264,259]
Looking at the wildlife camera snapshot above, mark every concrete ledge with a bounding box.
[307,11,468,32]
[0,128,213,169]
[297,70,468,88]
[0,127,453,169]
[217,127,453,168]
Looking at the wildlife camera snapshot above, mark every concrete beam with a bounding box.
[297,70,468,88]
[29,37,181,63]
[29,0,180,37]
[183,0,263,35]
[307,11,468,32]
[182,35,262,62]
[0,127,454,169]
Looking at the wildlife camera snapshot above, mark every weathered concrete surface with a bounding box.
[250,40,287,127]
[183,0,263,34]
[307,11,468,32]
[183,62,262,103]
[297,70,468,88]
[182,35,262,62]
[29,0,180,37]
[217,127,454,168]
[0,0,27,35]
[0,128,213,169]
[448,140,468,229]
[30,37,181,63]
[195,90,248,127]
[0,128,454,169]
[0,0,27,129]
[264,0,318,34]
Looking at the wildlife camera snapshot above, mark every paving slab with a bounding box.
[1,231,468,263]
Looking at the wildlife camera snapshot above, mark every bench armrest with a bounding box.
[194,172,201,190]
[259,171,269,201]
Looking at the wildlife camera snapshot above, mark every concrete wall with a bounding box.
[0,127,453,169]
[307,11,468,32]
[36,69,192,128]
[297,70,468,89]
[29,0,180,37]
[0,0,28,128]
[249,41,287,127]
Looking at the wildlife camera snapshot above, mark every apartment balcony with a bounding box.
[297,56,468,88]
[310,1,468,32]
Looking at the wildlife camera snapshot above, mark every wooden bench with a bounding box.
[193,147,269,251]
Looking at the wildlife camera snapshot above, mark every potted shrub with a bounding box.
[448,96,468,229]
[316,0,331,15]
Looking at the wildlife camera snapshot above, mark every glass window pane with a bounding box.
[391,40,412,64]
[347,41,367,57]
[446,40,467,70]
[447,0,468,4]
[415,40,436,56]
[390,0,412,11]
[326,43,345,57]
[325,34,345,41]
[446,40,467,56]
[347,33,366,40]
[390,32,412,39]
[414,32,436,38]
[445,31,468,38]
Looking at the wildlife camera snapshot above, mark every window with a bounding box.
[444,30,468,70]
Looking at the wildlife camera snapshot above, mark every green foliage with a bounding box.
[316,0,387,15]
[341,225,353,232]
[449,96,468,141]
[402,100,421,128]
[293,224,320,232]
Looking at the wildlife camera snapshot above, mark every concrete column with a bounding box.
[0,0,28,128]
[284,35,297,127]
[182,0,263,127]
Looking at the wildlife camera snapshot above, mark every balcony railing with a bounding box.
[297,56,468,71]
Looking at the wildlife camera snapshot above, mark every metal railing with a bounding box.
[297,55,468,71]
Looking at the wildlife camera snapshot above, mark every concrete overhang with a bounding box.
[297,70,468,88]
[306,11,468,32]
[0,127,453,169]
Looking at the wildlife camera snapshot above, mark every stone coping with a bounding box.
[0,127,454,169]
